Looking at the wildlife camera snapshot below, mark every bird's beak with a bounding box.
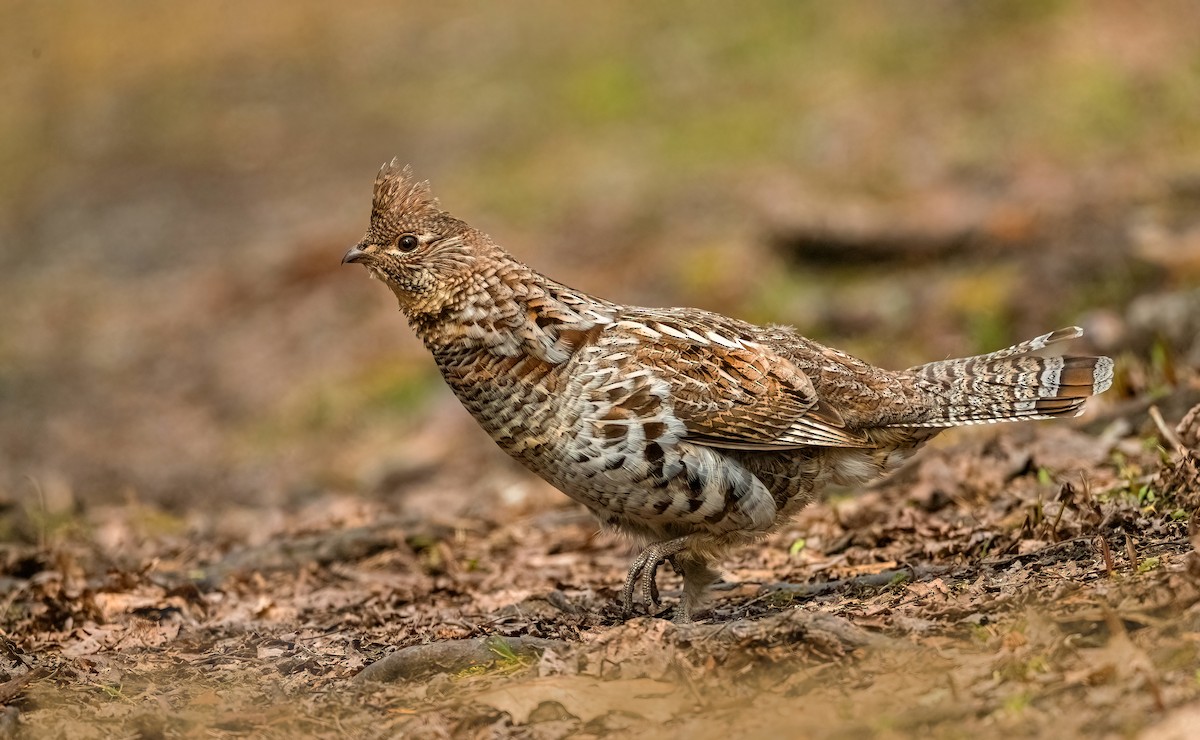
[342,245,368,265]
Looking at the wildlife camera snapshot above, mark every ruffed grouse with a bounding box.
[343,161,1114,622]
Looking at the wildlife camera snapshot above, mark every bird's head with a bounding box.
[342,160,486,314]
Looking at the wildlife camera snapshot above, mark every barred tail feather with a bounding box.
[894,327,1114,428]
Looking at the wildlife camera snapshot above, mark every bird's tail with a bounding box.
[893,327,1114,428]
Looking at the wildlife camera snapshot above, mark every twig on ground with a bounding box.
[758,564,957,599]
[0,667,50,706]
[679,609,899,651]
[1149,405,1187,455]
[1097,535,1116,576]
[981,536,1094,569]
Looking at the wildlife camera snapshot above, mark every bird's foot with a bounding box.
[621,537,688,617]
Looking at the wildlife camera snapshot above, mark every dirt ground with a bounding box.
[4,3,1200,738]
[4,396,1200,738]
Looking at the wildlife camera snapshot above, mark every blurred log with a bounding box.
[207,525,406,577]
[155,521,459,588]
[355,636,567,684]
[753,179,1040,266]
[767,222,977,266]
[354,611,899,687]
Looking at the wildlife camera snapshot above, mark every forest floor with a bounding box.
[5,169,1200,739]
[5,171,1200,737]
[4,391,1200,738]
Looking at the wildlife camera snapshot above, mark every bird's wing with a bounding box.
[595,314,874,450]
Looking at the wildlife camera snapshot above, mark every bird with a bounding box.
[342,160,1114,622]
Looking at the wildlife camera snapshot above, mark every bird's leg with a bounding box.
[672,556,719,624]
[621,537,688,616]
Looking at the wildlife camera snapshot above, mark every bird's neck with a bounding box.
[406,259,615,368]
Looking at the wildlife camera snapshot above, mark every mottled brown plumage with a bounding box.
[343,161,1114,621]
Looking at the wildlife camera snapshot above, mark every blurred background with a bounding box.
[2,0,1199,540]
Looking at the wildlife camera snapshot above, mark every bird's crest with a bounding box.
[372,159,439,217]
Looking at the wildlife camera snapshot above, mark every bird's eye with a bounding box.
[397,235,420,252]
